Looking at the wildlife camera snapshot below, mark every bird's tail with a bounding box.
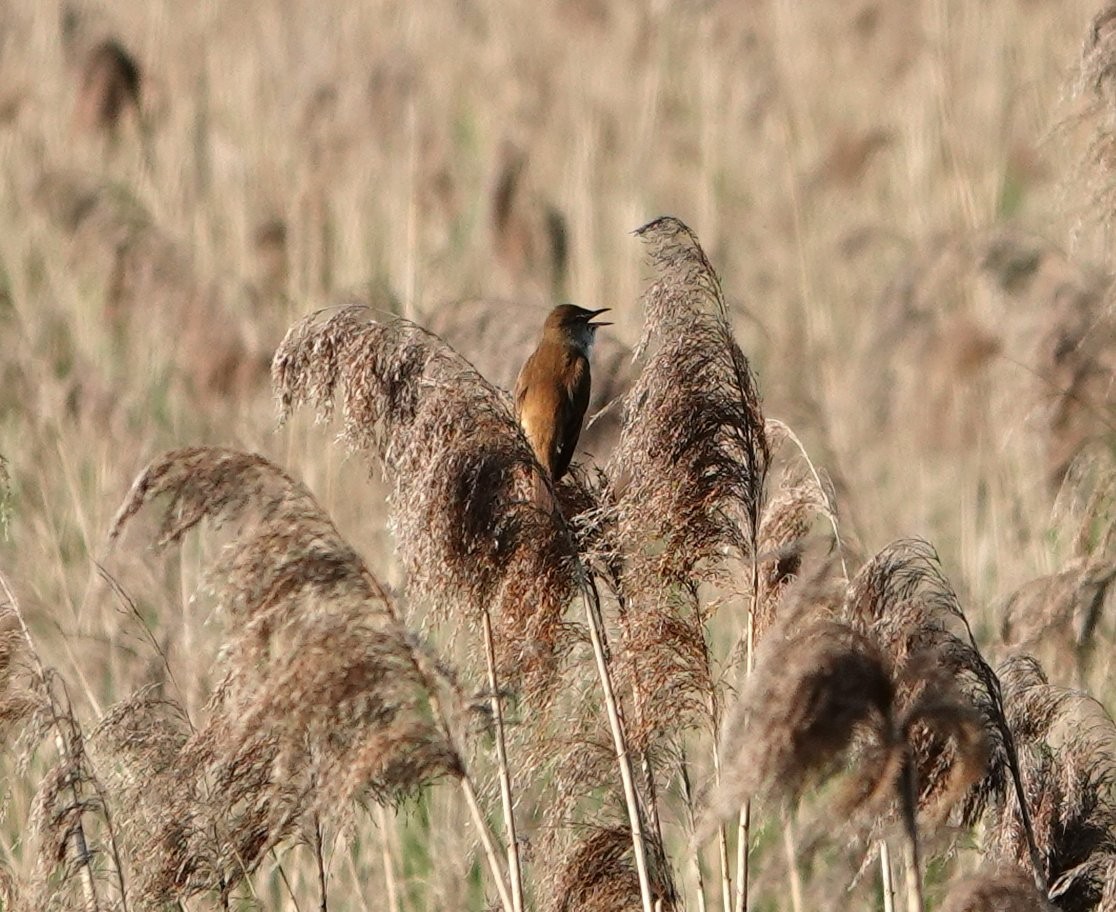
[529,468,559,514]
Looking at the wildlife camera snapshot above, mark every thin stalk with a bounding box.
[897,753,925,912]
[641,749,666,861]
[361,570,513,912]
[480,609,525,912]
[0,572,99,912]
[581,582,655,912]
[375,805,401,912]
[880,841,896,912]
[703,693,733,912]
[734,803,750,912]
[617,601,666,863]
[86,767,130,912]
[52,726,99,912]
[459,775,516,912]
[314,813,328,912]
[678,579,733,912]
[781,809,803,912]
[679,753,708,912]
[734,593,757,912]
[273,852,305,912]
[717,821,733,912]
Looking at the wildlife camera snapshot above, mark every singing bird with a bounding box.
[514,304,611,481]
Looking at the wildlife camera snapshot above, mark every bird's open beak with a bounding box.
[586,308,611,328]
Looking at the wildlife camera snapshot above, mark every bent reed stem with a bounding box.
[481,608,525,912]
[581,578,655,912]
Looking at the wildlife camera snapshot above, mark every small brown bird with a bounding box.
[514,304,610,481]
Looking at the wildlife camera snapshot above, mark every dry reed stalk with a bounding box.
[581,580,658,912]
[780,808,804,912]
[880,841,896,912]
[106,447,512,910]
[374,804,401,912]
[679,751,709,912]
[481,608,523,912]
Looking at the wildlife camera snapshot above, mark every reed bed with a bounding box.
[2,1,1116,910]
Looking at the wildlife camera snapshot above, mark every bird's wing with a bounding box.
[513,357,531,417]
[552,353,590,480]
[515,352,559,477]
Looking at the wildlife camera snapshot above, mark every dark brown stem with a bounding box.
[314,813,328,912]
[897,750,924,912]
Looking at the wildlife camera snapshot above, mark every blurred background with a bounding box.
[1,0,1115,906]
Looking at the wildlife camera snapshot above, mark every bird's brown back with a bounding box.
[514,337,590,480]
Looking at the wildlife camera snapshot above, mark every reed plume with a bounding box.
[939,867,1056,912]
[753,461,840,645]
[986,656,1116,912]
[605,214,769,754]
[106,447,479,908]
[548,825,679,912]
[1001,465,1116,670]
[0,601,50,761]
[272,306,581,700]
[709,616,894,817]
[595,216,770,911]
[845,541,1025,841]
[709,592,990,912]
[613,216,768,593]
[273,306,665,910]
[0,574,110,912]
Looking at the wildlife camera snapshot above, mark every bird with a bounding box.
[514,304,611,484]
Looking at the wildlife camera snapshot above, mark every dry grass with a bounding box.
[3,1,1116,910]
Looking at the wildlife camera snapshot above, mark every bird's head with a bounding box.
[544,304,611,354]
